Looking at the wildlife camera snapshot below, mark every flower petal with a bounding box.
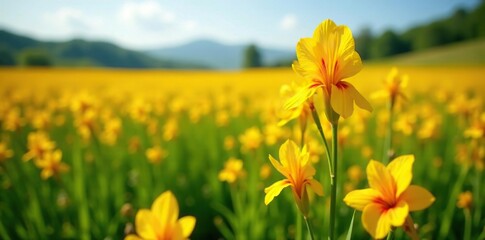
[331,83,354,118]
[400,185,435,211]
[312,19,337,44]
[362,203,392,239]
[346,82,373,112]
[337,51,362,80]
[295,38,319,78]
[387,155,414,197]
[178,216,196,238]
[264,180,291,205]
[135,209,159,239]
[334,25,362,80]
[387,200,409,227]
[269,154,288,178]
[284,86,317,110]
[124,234,143,240]
[281,140,299,171]
[343,188,380,211]
[152,191,179,229]
[335,25,357,59]
[367,160,396,204]
[307,178,324,196]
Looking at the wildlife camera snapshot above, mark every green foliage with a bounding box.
[19,48,53,67]
[370,30,409,59]
[0,49,16,66]
[355,27,374,60]
[270,58,294,68]
[356,1,485,60]
[381,38,485,65]
[243,44,262,68]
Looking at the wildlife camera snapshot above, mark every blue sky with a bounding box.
[0,0,480,50]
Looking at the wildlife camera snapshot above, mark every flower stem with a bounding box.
[296,207,302,240]
[383,101,393,164]
[310,109,332,182]
[464,209,471,240]
[329,123,338,240]
[304,216,315,240]
[386,229,393,240]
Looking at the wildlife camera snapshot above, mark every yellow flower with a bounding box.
[457,191,473,209]
[344,155,435,239]
[125,191,196,240]
[215,110,230,127]
[464,112,484,139]
[223,135,235,150]
[306,137,324,163]
[417,116,441,140]
[163,117,179,141]
[35,150,69,179]
[145,146,167,164]
[22,131,56,162]
[347,165,363,183]
[239,127,263,152]
[264,140,323,217]
[393,113,416,136]
[31,110,51,130]
[0,142,14,162]
[101,117,122,145]
[129,98,152,124]
[278,83,312,130]
[3,107,23,131]
[218,157,246,184]
[260,163,272,180]
[371,67,408,107]
[264,123,287,146]
[285,19,372,121]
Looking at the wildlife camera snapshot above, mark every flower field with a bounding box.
[0,65,484,239]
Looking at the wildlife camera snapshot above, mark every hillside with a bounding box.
[145,39,294,69]
[377,38,485,65]
[0,30,207,69]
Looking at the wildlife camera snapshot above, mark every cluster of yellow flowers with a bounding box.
[262,19,437,240]
[23,131,69,180]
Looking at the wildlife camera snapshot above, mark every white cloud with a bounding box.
[182,20,198,31]
[119,0,176,30]
[280,14,297,30]
[45,7,101,32]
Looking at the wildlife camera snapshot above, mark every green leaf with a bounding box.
[345,210,356,240]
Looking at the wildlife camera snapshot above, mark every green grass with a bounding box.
[373,38,485,65]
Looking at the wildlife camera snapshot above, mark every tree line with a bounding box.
[356,0,485,60]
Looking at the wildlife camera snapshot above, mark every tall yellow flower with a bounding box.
[264,140,323,217]
[457,191,473,209]
[239,127,263,152]
[0,142,14,162]
[371,67,408,108]
[285,19,372,122]
[22,131,56,162]
[343,155,435,239]
[126,191,196,240]
[218,157,246,184]
[35,150,69,180]
[145,146,167,164]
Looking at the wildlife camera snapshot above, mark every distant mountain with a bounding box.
[0,29,207,68]
[145,39,294,69]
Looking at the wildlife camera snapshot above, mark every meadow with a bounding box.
[0,66,484,239]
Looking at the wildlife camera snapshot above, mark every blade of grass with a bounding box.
[345,210,356,240]
[72,138,90,240]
